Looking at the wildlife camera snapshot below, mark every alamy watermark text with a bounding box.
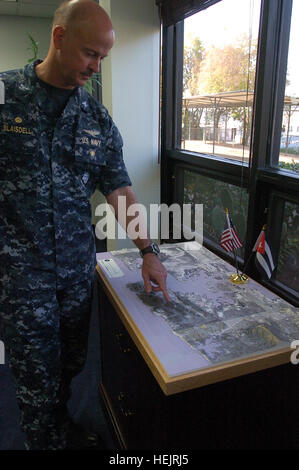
[0,80,4,105]
[94,199,203,243]
[290,340,299,365]
[0,341,5,365]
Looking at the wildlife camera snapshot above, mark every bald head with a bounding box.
[35,0,114,88]
[53,0,113,34]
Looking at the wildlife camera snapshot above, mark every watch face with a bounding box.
[152,242,160,254]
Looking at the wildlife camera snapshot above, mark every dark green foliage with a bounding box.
[278,159,299,173]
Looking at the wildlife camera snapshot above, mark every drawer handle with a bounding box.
[121,407,136,417]
[115,332,132,354]
[117,392,136,417]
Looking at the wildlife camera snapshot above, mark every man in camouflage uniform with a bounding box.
[0,0,169,450]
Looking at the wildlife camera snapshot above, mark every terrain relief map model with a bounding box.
[113,245,299,365]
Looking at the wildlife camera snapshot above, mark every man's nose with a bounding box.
[90,57,101,73]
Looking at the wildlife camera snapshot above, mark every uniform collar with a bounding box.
[22,60,84,114]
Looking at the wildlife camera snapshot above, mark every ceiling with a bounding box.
[0,0,61,18]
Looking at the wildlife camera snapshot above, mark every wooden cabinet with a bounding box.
[97,282,299,450]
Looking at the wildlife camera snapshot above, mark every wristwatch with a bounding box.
[140,242,160,258]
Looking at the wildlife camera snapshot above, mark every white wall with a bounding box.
[98,0,161,250]
[0,15,52,71]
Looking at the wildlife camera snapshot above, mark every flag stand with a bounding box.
[230,240,248,284]
[230,272,248,284]
[231,230,248,284]
[221,209,249,285]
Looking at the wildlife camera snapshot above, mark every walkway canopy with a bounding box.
[182,90,299,109]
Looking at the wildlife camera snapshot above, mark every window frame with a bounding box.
[160,0,298,306]
[174,162,249,264]
[266,190,299,302]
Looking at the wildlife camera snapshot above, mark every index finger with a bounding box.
[157,276,171,302]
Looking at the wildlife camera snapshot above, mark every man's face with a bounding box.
[57,22,114,88]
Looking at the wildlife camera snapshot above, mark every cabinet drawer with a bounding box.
[99,289,163,448]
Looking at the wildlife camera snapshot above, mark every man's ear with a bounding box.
[52,25,66,50]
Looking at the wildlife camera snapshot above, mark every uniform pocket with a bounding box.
[71,128,106,198]
[0,130,37,160]
[0,105,39,172]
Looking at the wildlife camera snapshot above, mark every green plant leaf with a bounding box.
[27,33,39,63]
[84,73,102,94]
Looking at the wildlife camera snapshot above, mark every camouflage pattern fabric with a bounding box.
[0,59,131,289]
[0,278,93,450]
[0,60,131,449]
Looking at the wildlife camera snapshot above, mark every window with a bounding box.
[181,0,261,163]
[160,0,299,306]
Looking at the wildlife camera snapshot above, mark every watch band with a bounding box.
[140,242,160,257]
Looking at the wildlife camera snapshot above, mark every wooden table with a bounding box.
[96,242,299,449]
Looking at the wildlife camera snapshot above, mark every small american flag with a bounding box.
[220,211,243,252]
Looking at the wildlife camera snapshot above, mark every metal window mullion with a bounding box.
[161,25,174,152]
[267,192,285,269]
[161,24,174,207]
[245,0,291,273]
[167,148,250,182]
[250,0,284,173]
[172,21,184,149]
[268,0,293,168]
